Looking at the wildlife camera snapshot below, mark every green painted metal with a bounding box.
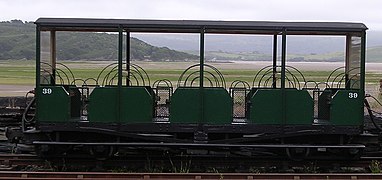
[118,27,123,123]
[318,90,331,120]
[317,89,364,126]
[281,29,287,125]
[118,27,123,88]
[126,31,131,86]
[249,89,282,124]
[170,87,201,123]
[33,19,368,131]
[170,87,232,124]
[88,86,154,123]
[36,26,41,88]
[203,87,232,124]
[249,89,313,125]
[35,26,41,121]
[88,87,118,123]
[120,87,154,123]
[68,86,81,118]
[285,89,313,124]
[50,31,56,85]
[199,28,205,124]
[330,90,364,126]
[272,34,277,88]
[37,86,70,122]
[360,31,366,91]
[199,28,205,88]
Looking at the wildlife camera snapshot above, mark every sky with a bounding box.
[1,0,382,31]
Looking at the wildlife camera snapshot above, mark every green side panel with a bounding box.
[246,88,258,118]
[37,86,70,122]
[318,90,331,120]
[88,87,118,123]
[170,87,201,123]
[120,87,154,124]
[330,90,364,126]
[203,88,233,124]
[170,87,232,124]
[68,86,81,118]
[285,89,313,125]
[249,89,282,124]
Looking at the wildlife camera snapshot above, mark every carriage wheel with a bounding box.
[89,145,115,159]
[286,147,310,161]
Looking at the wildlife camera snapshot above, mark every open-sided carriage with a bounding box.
[10,18,373,159]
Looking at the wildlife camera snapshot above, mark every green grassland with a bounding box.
[0,61,35,85]
[202,51,344,62]
[197,46,382,62]
[0,60,381,86]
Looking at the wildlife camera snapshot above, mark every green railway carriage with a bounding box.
[17,18,373,159]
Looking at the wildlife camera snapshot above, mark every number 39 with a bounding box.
[42,88,52,95]
[348,92,358,99]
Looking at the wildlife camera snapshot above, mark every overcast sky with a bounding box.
[1,0,381,30]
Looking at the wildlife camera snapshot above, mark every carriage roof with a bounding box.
[35,18,367,35]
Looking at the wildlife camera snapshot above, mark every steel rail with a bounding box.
[0,153,380,173]
[0,154,44,168]
[0,172,382,179]
[32,141,366,149]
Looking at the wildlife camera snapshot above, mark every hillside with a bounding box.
[0,20,198,61]
[366,46,382,62]
[198,49,380,62]
[136,33,382,62]
[191,50,343,62]
[1,20,381,62]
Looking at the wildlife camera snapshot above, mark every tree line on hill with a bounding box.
[0,20,198,61]
[2,20,382,62]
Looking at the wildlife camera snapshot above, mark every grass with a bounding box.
[0,62,35,85]
[370,160,381,173]
[0,60,381,86]
[1,60,381,100]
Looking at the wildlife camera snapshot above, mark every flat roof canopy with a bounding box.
[35,18,367,35]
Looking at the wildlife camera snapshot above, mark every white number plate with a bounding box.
[42,88,52,95]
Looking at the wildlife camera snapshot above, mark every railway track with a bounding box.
[0,171,381,179]
[0,96,33,128]
[0,154,46,170]
[0,153,380,173]
[1,97,382,174]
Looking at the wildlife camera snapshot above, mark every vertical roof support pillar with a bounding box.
[50,31,56,85]
[360,31,366,91]
[36,26,41,88]
[117,25,123,123]
[199,27,205,88]
[199,27,205,124]
[126,30,130,86]
[281,29,287,126]
[272,34,278,88]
